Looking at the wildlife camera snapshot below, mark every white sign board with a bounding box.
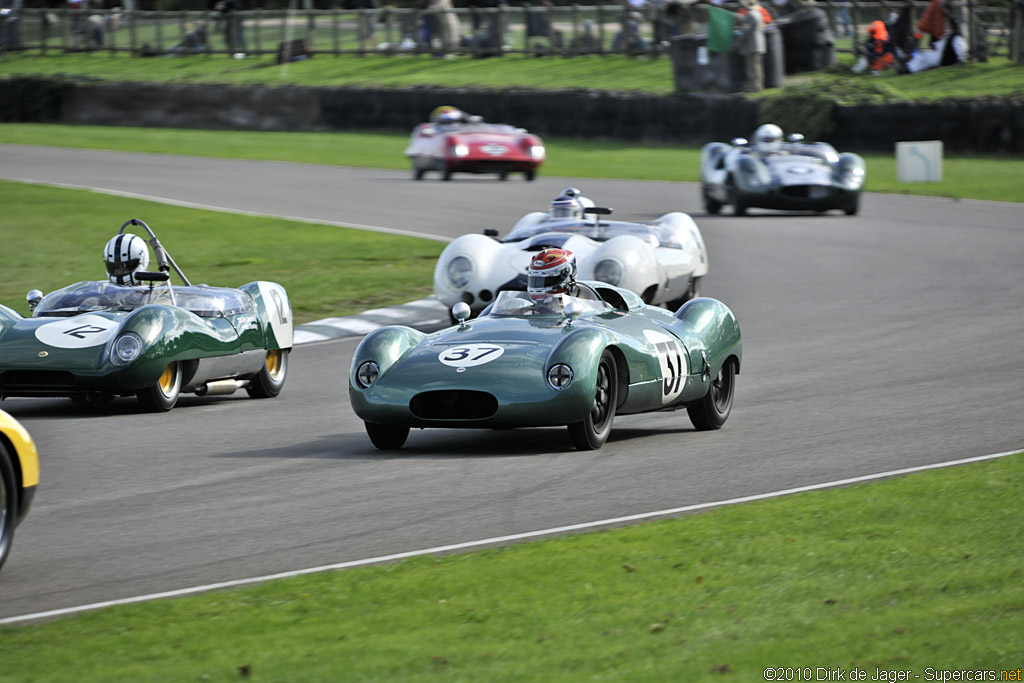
[896,140,943,182]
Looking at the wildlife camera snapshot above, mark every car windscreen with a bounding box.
[34,281,252,318]
[501,220,687,249]
[486,290,611,318]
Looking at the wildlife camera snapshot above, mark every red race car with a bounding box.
[405,106,546,181]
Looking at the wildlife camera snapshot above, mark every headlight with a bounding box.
[593,259,624,286]
[356,361,380,388]
[446,256,473,288]
[530,145,545,160]
[451,143,470,158]
[111,333,143,366]
[547,363,573,390]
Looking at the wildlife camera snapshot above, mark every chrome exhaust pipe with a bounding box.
[195,379,249,396]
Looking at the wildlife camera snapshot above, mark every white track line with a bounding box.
[3,448,1020,625]
[9,178,451,243]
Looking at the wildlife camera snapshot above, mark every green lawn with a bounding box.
[2,52,1023,99]
[0,180,442,325]
[3,124,1023,202]
[2,453,1020,681]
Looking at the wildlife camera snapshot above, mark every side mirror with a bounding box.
[26,289,43,312]
[564,300,581,326]
[732,137,749,147]
[452,302,471,328]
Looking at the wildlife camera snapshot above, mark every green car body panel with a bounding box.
[349,282,741,432]
[0,279,293,402]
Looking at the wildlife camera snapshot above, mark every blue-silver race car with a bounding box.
[350,282,741,451]
[700,129,866,216]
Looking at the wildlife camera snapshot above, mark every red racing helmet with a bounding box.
[527,248,577,299]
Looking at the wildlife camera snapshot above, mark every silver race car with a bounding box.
[433,189,709,318]
[700,124,866,216]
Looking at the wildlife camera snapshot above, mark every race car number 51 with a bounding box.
[438,343,505,368]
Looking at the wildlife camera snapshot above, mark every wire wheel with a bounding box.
[686,359,736,431]
[568,350,618,450]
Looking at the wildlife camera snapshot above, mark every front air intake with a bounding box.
[410,390,498,420]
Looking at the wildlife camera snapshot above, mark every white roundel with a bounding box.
[643,329,688,405]
[438,343,505,368]
[35,314,119,349]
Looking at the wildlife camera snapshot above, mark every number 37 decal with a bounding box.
[438,343,505,368]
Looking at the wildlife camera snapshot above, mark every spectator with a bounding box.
[214,0,246,56]
[833,0,851,37]
[916,0,947,45]
[735,0,766,92]
[569,19,599,52]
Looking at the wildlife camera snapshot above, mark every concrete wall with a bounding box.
[2,78,1022,153]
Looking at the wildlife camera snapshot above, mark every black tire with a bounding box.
[441,163,453,181]
[413,163,425,181]
[702,187,722,215]
[137,362,181,412]
[246,349,289,399]
[686,358,736,431]
[498,172,509,181]
[844,196,860,216]
[729,186,747,217]
[365,422,410,450]
[524,169,536,181]
[0,445,16,572]
[568,350,618,450]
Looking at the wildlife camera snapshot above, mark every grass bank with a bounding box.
[3,124,1023,202]
[1,53,1023,100]
[0,180,442,324]
[2,452,1020,681]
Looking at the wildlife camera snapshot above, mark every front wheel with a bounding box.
[702,186,722,214]
[568,350,618,450]
[365,422,410,450]
[729,186,747,217]
[686,358,735,431]
[844,196,860,216]
[137,362,181,412]
[524,169,536,181]
[246,348,289,398]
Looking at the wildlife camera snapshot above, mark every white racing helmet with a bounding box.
[753,123,783,155]
[104,233,151,286]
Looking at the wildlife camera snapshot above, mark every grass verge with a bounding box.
[0,180,443,324]
[3,124,1024,202]
[2,53,1023,100]
[2,452,1021,681]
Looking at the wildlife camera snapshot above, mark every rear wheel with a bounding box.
[498,172,509,181]
[413,162,425,181]
[0,445,16,572]
[441,162,453,181]
[568,350,618,450]
[246,349,289,398]
[524,169,536,181]
[137,362,181,412]
[365,422,410,450]
[686,358,735,430]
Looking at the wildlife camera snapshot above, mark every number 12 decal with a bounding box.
[438,343,505,368]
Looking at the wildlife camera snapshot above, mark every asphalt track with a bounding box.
[1,145,1022,621]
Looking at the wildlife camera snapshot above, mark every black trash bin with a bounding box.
[777,8,835,73]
